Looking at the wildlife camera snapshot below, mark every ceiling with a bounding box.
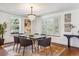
[0,3,79,16]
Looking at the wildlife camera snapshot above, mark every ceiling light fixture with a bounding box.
[26,6,36,21]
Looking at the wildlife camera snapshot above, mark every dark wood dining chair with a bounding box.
[34,33,39,35]
[18,36,33,56]
[13,36,20,52]
[38,37,52,55]
[0,38,4,46]
[41,34,46,36]
[29,35,34,37]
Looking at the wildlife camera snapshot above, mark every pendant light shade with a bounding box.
[27,7,36,21]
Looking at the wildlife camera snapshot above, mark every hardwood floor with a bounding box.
[0,42,79,56]
[53,43,79,56]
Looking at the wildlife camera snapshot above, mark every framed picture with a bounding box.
[24,19,31,33]
[64,23,71,32]
[65,13,71,22]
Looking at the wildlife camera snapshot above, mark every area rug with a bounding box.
[39,45,65,56]
[3,45,65,56]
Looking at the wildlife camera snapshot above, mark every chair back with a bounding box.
[41,34,46,36]
[29,35,34,37]
[41,34,46,37]
[19,37,32,46]
[38,37,51,47]
[39,37,46,40]
[34,33,39,35]
[14,36,20,43]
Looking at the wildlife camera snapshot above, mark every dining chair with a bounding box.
[0,38,4,46]
[18,36,33,56]
[41,34,46,36]
[41,34,46,38]
[34,33,39,35]
[38,37,52,55]
[29,35,34,37]
[13,36,20,52]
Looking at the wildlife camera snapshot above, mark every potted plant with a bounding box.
[0,22,7,46]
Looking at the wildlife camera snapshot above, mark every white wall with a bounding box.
[19,17,25,33]
[31,16,42,34]
[0,11,23,43]
[31,9,79,48]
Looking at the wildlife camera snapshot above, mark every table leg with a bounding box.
[68,38,70,48]
[32,40,37,53]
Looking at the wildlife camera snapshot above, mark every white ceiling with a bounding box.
[0,3,79,16]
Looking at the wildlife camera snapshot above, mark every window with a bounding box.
[10,18,19,33]
[42,16,60,36]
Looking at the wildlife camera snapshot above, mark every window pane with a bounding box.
[42,16,60,36]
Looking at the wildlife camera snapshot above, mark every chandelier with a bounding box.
[26,7,36,21]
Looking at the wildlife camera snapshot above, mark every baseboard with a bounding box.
[51,42,67,46]
[4,42,14,45]
[52,42,79,49]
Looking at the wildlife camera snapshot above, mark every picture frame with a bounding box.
[65,13,71,22]
[24,19,31,33]
[64,23,71,32]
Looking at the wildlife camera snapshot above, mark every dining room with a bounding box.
[1,3,79,56]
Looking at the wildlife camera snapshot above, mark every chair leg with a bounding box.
[32,45,33,53]
[18,45,21,53]
[16,44,18,52]
[37,45,39,53]
[50,45,52,55]
[23,47,25,56]
[44,48,47,56]
[13,43,15,50]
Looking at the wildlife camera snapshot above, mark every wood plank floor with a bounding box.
[0,43,79,56]
[53,43,79,56]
